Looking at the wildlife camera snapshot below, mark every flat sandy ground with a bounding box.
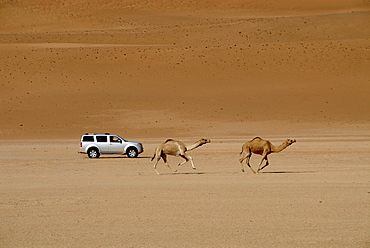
[1,136,369,247]
[1,0,369,247]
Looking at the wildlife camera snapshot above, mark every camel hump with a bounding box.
[252,137,262,140]
[165,139,175,143]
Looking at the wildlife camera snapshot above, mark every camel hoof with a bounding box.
[241,169,245,172]
[192,167,196,170]
[173,170,177,172]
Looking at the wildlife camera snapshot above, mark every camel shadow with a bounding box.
[261,171,317,174]
[159,172,208,175]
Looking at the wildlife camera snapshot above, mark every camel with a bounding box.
[151,138,211,175]
[239,137,296,173]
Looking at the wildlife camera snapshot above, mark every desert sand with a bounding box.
[0,0,369,247]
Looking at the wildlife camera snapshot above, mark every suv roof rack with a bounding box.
[84,133,110,135]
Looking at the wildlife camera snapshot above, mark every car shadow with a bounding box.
[92,156,152,159]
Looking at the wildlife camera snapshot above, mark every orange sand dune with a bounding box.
[1,0,369,139]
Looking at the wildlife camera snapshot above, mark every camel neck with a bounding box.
[272,142,289,153]
[187,142,203,151]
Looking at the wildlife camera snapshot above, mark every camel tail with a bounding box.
[240,144,248,155]
[151,148,161,161]
[240,146,245,155]
[151,148,157,161]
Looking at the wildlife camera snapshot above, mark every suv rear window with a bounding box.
[96,136,108,142]
[82,136,94,142]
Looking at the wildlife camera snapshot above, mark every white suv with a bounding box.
[79,133,143,158]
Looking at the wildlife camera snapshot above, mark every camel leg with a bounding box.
[240,151,256,174]
[153,156,161,175]
[188,156,196,170]
[239,161,245,172]
[245,154,256,174]
[257,155,269,173]
[179,155,196,170]
[178,155,189,166]
[162,154,177,173]
[239,152,247,172]
[177,149,189,166]
[258,157,269,172]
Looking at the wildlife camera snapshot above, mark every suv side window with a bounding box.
[82,136,94,142]
[110,136,121,143]
[96,136,108,142]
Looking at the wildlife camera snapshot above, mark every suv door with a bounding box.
[109,135,124,153]
[96,135,109,153]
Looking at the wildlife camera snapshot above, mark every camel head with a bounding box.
[199,138,211,145]
[186,138,211,151]
[285,139,296,146]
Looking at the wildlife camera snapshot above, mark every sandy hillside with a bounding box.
[0,0,369,139]
[0,1,370,248]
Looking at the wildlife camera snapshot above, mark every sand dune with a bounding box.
[1,1,369,139]
[0,1,369,247]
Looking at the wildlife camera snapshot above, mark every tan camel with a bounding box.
[151,138,211,175]
[239,137,296,173]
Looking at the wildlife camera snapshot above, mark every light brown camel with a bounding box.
[239,137,296,173]
[151,138,211,175]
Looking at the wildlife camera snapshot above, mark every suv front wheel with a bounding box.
[88,148,100,158]
[126,147,138,158]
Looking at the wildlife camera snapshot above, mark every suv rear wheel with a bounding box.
[88,148,100,158]
[126,147,138,158]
